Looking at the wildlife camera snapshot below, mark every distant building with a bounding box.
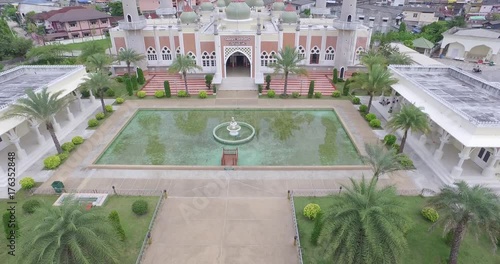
[402,6,439,26]
[479,0,500,14]
[289,0,315,12]
[483,20,500,29]
[440,27,500,64]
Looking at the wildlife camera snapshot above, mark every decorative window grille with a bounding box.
[147,47,157,61]
[325,46,335,61]
[161,47,172,60]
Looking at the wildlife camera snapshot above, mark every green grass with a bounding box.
[0,189,157,264]
[62,38,112,51]
[294,196,500,264]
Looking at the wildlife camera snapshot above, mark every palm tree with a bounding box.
[363,143,402,179]
[348,64,398,113]
[79,40,106,63]
[268,46,308,96]
[428,181,500,264]
[360,50,387,70]
[168,54,202,94]
[387,52,412,65]
[18,199,119,264]
[26,44,70,64]
[82,71,113,113]
[386,104,430,153]
[1,88,71,154]
[117,48,145,76]
[319,176,409,264]
[86,53,113,73]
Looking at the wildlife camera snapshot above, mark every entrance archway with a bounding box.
[225,51,251,77]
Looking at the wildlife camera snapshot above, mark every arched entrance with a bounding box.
[225,51,251,77]
[468,45,493,62]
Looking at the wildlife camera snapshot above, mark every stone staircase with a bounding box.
[141,72,212,96]
[215,90,259,105]
[219,77,256,91]
[262,71,337,96]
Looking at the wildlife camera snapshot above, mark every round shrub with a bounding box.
[72,136,84,145]
[359,104,368,113]
[292,92,300,98]
[81,90,90,98]
[421,207,439,223]
[44,155,61,169]
[154,90,165,98]
[369,119,381,128]
[137,91,146,98]
[95,112,105,120]
[303,203,322,220]
[61,142,75,152]
[57,151,69,162]
[365,113,377,121]
[105,105,114,112]
[19,177,35,190]
[392,143,400,151]
[115,76,124,83]
[88,119,99,127]
[398,154,414,168]
[177,90,188,97]
[105,89,115,97]
[314,92,322,98]
[352,96,361,105]
[132,200,149,216]
[331,91,341,97]
[116,97,125,104]
[199,91,207,99]
[267,90,276,98]
[22,199,41,214]
[383,134,397,146]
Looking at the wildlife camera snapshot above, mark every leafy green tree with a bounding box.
[386,104,430,153]
[348,64,397,113]
[420,21,449,43]
[18,200,119,264]
[360,50,387,70]
[26,44,70,64]
[82,71,113,113]
[1,88,71,154]
[125,78,133,96]
[79,40,106,63]
[319,176,409,264]
[493,13,500,21]
[387,52,412,65]
[398,22,407,32]
[429,181,500,264]
[447,16,466,28]
[307,80,314,98]
[168,54,202,93]
[363,143,402,179]
[108,2,124,16]
[10,37,33,57]
[117,48,145,76]
[268,46,308,96]
[2,4,19,21]
[85,53,113,73]
[164,80,171,98]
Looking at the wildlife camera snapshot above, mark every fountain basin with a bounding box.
[213,121,255,145]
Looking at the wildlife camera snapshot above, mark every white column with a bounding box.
[213,30,223,83]
[278,29,283,50]
[255,30,262,83]
[169,25,175,58]
[294,27,300,49]
[51,115,61,132]
[179,29,185,54]
[194,29,202,67]
[482,148,500,177]
[6,130,27,160]
[88,89,96,103]
[319,25,327,65]
[28,119,46,145]
[433,131,450,160]
[305,24,312,65]
[75,90,83,111]
[451,147,473,178]
[153,26,162,66]
[66,106,74,121]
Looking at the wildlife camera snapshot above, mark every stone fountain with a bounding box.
[227,117,241,136]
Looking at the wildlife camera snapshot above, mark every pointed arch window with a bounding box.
[297,46,305,60]
[202,51,216,67]
[325,46,335,61]
[260,51,277,66]
[186,51,196,64]
[161,47,172,60]
[355,47,364,61]
[176,47,181,58]
[310,46,320,64]
[118,47,125,53]
[147,47,157,61]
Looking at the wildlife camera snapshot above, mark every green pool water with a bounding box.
[95,109,363,166]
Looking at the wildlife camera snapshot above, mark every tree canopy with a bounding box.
[108,2,124,16]
[0,18,33,60]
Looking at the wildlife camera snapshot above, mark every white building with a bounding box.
[440,28,500,64]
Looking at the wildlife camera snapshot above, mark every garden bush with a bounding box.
[61,142,75,152]
[136,91,146,98]
[267,90,276,98]
[342,80,350,96]
[43,155,61,169]
[105,105,114,112]
[303,203,321,220]
[164,81,171,98]
[3,212,19,239]
[154,90,165,98]
[359,104,368,113]
[131,75,138,90]
[258,84,263,94]
[307,80,315,98]
[365,113,377,121]
[19,177,35,190]
[333,68,338,83]
[105,89,115,97]
[95,112,105,120]
[392,143,400,151]
[292,92,300,98]
[314,92,322,98]
[177,90,188,97]
[72,136,84,145]
[115,76,124,83]
[132,200,149,216]
[310,212,323,246]
[369,119,381,128]
[205,74,213,90]
[352,96,361,104]
[108,210,126,241]
[81,90,90,98]
[57,151,69,162]
[265,74,271,90]
[137,68,145,85]
[421,207,439,223]
[22,199,41,214]
[125,78,133,96]
[199,91,207,99]
[398,154,414,168]
[212,85,217,94]
[116,97,125,104]
[331,91,341,97]
[88,119,99,128]
[383,134,397,146]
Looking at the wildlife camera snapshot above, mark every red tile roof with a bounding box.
[35,6,86,21]
[47,8,111,22]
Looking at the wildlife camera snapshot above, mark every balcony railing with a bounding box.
[118,16,147,30]
[332,21,360,31]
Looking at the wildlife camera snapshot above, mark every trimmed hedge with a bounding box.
[57,151,69,162]
[421,207,439,223]
[44,155,61,169]
[369,119,381,128]
[359,104,368,113]
[383,134,397,146]
[307,80,315,98]
[132,200,149,216]
[108,210,126,241]
[267,90,276,98]
[199,91,207,99]
[154,90,165,98]
[137,68,145,85]
[19,177,35,190]
[116,97,125,104]
[398,154,414,168]
[72,136,84,145]
[314,92,322,98]
[365,113,377,121]
[105,89,115,97]
[177,90,188,97]
[292,92,300,98]
[331,91,341,97]
[352,96,361,104]
[95,112,105,120]
[136,91,146,98]
[88,119,99,127]
[105,105,114,112]
[22,199,41,214]
[304,203,321,220]
[61,142,75,152]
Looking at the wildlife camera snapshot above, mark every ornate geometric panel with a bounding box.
[224,46,252,63]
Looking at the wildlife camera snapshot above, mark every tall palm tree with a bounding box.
[18,199,119,264]
[386,104,430,153]
[348,64,398,113]
[387,52,412,65]
[429,181,500,264]
[1,88,71,154]
[85,53,113,73]
[79,40,106,63]
[26,44,70,64]
[360,50,387,70]
[82,71,113,113]
[168,54,202,94]
[319,176,409,264]
[268,46,308,96]
[363,143,402,179]
[117,48,145,76]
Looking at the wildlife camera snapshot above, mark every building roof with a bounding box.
[290,0,314,6]
[453,28,500,38]
[357,4,403,16]
[390,43,444,66]
[412,37,434,49]
[35,6,86,21]
[403,6,436,13]
[482,0,500,5]
[484,20,500,25]
[47,8,110,22]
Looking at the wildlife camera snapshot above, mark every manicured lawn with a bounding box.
[294,196,500,264]
[62,38,112,51]
[0,189,157,264]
